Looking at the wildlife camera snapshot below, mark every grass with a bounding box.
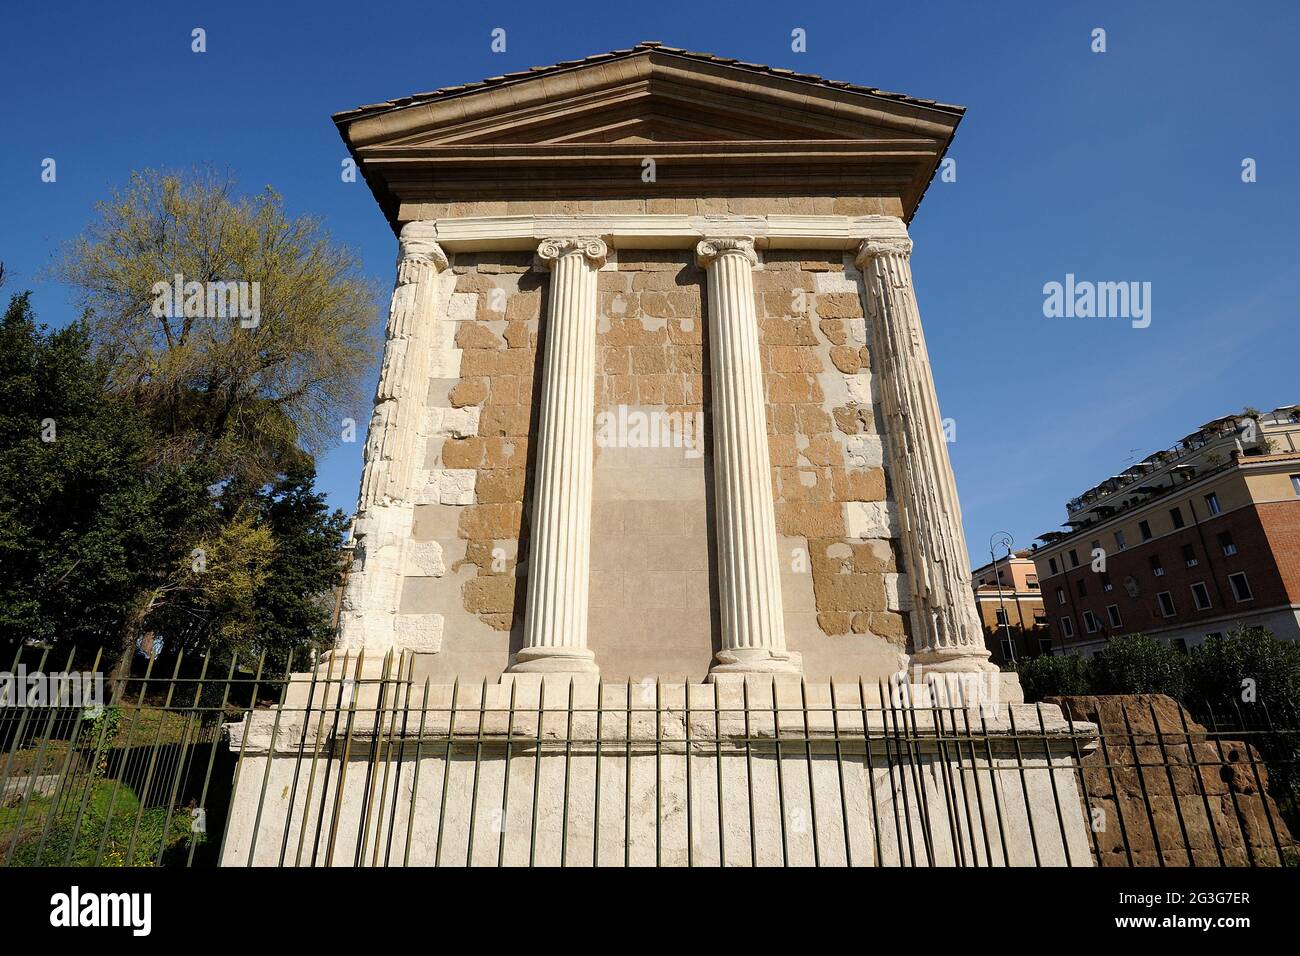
[2,776,197,866]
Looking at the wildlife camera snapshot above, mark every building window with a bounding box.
[1056,587,1066,606]
[1292,474,1300,497]
[995,608,1009,626]
[1059,616,1075,638]
[1182,544,1198,567]
[1114,530,1127,550]
[1169,506,1185,529]
[1083,610,1100,634]
[1205,493,1221,516]
[1068,549,1080,568]
[1076,579,1087,597]
[1139,520,1153,541]
[1229,572,1253,603]
[1000,638,1013,660]
[1172,638,1189,654]
[1033,610,1048,627]
[1157,591,1176,618]
[1191,582,1212,610]
[1026,574,1039,590]
[1101,572,1113,592]
[1049,557,1058,575]
[1106,604,1123,628]
[1218,531,1237,556]
[1038,638,1054,655]
[1149,554,1164,577]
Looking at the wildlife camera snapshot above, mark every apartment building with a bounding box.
[1033,406,1300,656]
[971,551,1050,665]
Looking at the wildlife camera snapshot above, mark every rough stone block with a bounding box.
[449,378,488,408]
[428,406,481,438]
[814,272,859,294]
[407,540,447,577]
[844,434,884,469]
[394,613,444,653]
[429,348,462,379]
[884,573,911,612]
[448,292,478,323]
[844,374,874,405]
[845,501,899,539]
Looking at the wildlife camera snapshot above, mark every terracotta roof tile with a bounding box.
[332,40,964,122]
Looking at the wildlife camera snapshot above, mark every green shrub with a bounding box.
[1186,626,1300,715]
[1087,633,1188,697]
[1016,653,1090,702]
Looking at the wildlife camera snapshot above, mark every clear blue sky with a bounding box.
[2,0,1296,567]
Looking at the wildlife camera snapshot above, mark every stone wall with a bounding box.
[402,252,542,681]
[397,246,911,684]
[589,251,712,680]
[1048,694,1297,866]
[756,250,909,681]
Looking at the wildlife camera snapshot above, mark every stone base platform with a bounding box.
[220,671,1093,867]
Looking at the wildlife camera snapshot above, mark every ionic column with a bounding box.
[508,238,606,675]
[696,238,801,679]
[856,236,995,674]
[338,223,449,652]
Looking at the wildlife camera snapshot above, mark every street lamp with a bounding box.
[990,531,1016,664]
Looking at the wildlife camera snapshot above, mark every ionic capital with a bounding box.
[855,236,913,267]
[695,237,758,268]
[537,237,607,269]
[395,223,447,283]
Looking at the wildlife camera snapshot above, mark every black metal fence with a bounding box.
[2,645,1296,867]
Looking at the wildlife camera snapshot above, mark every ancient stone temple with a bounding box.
[222,44,1094,867]
[332,41,1002,687]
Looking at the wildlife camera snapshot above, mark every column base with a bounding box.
[910,646,999,674]
[506,645,599,676]
[706,648,803,683]
[904,647,1023,705]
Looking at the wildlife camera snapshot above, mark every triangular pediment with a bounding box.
[335,44,963,224]
[372,76,926,149]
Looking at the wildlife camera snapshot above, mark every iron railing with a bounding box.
[1,645,1296,867]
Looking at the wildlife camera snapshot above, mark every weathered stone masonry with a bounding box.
[360,239,914,683]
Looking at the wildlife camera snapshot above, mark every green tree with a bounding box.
[146,465,348,666]
[55,167,378,486]
[43,168,374,663]
[0,292,347,668]
[0,293,209,656]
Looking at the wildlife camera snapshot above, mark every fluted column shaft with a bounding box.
[509,238,606,674]
[697,238,801,679]
[338,224,448,652]
[856,236,994,674]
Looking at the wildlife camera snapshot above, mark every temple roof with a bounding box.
[334,42,964,230]
[334,41,963,122]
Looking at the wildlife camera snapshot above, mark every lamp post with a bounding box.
[990,532,1016,665]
